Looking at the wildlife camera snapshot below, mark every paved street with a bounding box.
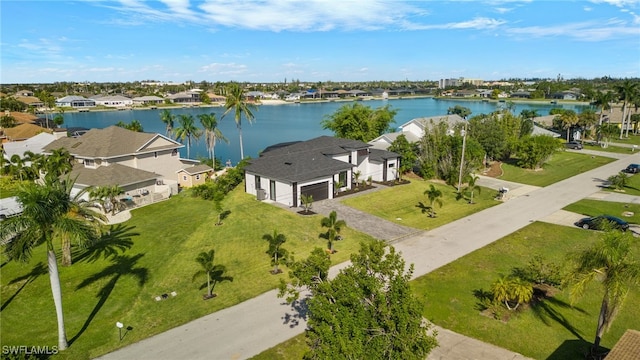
[98,152,640,360]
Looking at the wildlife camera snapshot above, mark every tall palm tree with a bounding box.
[558,110,579,141]
[0,177,102,350]
[60,182,106,266]
[567,230,640,354]
[222,83,257,160]
[173,114,202,159]
[615,80,639,139]
[197,113,228,169]
[44,148,74,181]
[593,91,614,144]
[263,230,288,274]
[159,109,175,137]
[320,211,346,253]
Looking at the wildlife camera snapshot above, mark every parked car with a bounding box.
[624,164,640,174]
[575,215,629,231]
[565,141,583,150]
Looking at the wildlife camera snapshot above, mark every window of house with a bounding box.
[154,152,158,158]
[195,174,200,180]
[172,149,178,156]
[183,175,187,181]
[84,159,95,167]
[388,163,395,168]
[255,175,261,189]
[339,171,347,186]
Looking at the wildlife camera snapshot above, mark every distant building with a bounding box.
[439,77,484,89]
[90,95,133,107]
[55,96,95,108]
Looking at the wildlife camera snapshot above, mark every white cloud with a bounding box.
[494,7,513,14]
[589,0,640,7]
[506,18,639,41]
[199,62,248,75]
[409,17,506,30]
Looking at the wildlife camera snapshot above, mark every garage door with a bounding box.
[301,182,329,201]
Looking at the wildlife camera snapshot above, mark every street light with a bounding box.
[116,321,124,340]
[457,123,467,193]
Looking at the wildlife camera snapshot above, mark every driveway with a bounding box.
[97,152,640,360]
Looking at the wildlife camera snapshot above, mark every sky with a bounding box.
[1,0,639,84]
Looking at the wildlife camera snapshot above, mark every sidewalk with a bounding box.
[98,152,640,360]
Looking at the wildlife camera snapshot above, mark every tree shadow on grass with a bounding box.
[69,253,148,346]
[546,339,610,360]
[530,295,588,341]
[72,224,138,264]
[2,262,47,311]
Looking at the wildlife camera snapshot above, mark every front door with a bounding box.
[269,180,276,201]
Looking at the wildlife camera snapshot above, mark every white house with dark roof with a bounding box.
[369,114,465,150]
[43,126,187,200]
[244,136,399,207]
[55,96,96,108]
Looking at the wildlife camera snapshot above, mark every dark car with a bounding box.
[624,164,640,174]
[575,215,629,231]
[565,141,583,150]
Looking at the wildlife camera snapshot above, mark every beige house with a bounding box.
[44,126,188,201]
[176,164,214,188]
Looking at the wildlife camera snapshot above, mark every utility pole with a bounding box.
[457,122,468,193]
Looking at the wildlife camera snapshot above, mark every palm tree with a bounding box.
[173,114,202,159]
[558,110,579,141]
[491,276,533,311]
[192,249,228,299]
[462,174,481,204]
[197,113,228,169]
[89,185,125,215]
[43,148,73,180]
[222,83,257,160]
[423,184,443,218]
[615,80,639,139]
[593,91,614,144]
[566,230,640,354]
[263,230,288,274]
[320,210,346,253]
[0,177,103,350]
[159,109,175,137]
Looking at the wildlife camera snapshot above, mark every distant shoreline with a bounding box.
[40,96,592,114]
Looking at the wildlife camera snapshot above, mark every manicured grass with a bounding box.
[413,222,639,360]
[601,172,640,196]
[563,198,640,225]
[583,143,633,154]
[499,151,615,187]
[254,223,640,360]
[610,135,640,146]
[0,186,376,360]
[341,179,499,231]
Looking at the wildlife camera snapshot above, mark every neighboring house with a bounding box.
[43,126,187,199]
[510,91,531,99]
[3,132,60,160]
[55,96,96,108]
[2,123,52,142]
[369,114,465,150]
[15,96,44,108]
[244,136,400,207]
[176,164,214,188]
[167,91,200,103]
[91,95,133,108]
[605,329,640,360]
[132,96,165,106]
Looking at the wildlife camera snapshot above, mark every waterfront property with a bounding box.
[369,114,465,150]
[43,126,201,201]
[244,136,400,207]
[176,164,214,188]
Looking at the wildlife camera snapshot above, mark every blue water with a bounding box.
[61,98,591,165]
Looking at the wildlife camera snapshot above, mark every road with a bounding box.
[97,152,640,360]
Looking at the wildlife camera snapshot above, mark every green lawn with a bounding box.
[583,143,633,154]
[254,222,640,360]
[341,179,499,231]
[0,186,376,360]
[563,198,640,225]
[499,151,615,187]
[602,172,640,196]
[610,134,640,146]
